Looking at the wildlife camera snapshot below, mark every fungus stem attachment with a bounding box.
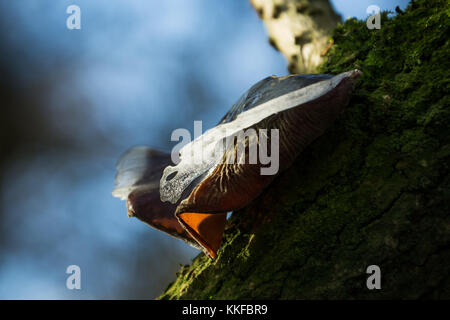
[177,212,227,259]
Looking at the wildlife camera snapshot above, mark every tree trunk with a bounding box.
[160,0,450,299]
[250,0,341,74]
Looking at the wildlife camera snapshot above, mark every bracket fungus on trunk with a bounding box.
[113,69,361,259]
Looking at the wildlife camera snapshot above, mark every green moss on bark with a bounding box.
[160,0,450,299]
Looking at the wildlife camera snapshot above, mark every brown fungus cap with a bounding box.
[113,70,362,259]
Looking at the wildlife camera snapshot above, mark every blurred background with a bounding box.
[0,0,409,299]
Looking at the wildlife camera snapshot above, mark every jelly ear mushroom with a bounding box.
[166,70,362,259]
[113,70,362,259]
[112,147,201,249]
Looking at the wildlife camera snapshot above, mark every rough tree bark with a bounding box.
[160,0,450,299]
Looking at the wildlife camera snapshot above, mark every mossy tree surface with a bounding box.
[160,0,450,299]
